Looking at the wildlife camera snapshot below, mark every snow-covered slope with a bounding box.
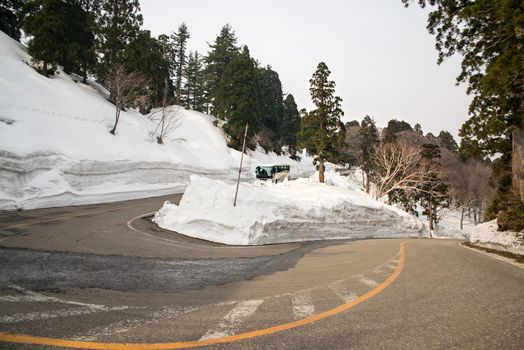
[0,31,313,210]
[154,171,424,245]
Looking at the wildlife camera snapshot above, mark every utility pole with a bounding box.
[234,123,248,207]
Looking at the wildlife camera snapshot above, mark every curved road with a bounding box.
[0,195,522,349]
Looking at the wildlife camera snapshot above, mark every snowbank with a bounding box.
[469,220,524,256]
[153,172,424,245]
[0,31,314,210]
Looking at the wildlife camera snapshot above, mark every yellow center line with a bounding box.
[0,241,408,349]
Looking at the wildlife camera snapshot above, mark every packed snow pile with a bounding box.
[469,220,524,256]
[153,171,424,245]
[0,31,313,210]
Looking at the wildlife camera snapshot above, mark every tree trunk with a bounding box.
[110,105,120,135]
[319,161,325,183]
[428,196,433,238]
[460,207,465,231]
[364,171,370,193]
[512,128,524,204]
[43,62,49,77]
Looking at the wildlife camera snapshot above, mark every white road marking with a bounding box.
[0,305,129,324]
[200,299,264,340]
[72,305,201,341]
[72,300,237,341]
[291,292,315,319]
[358,277,379,288]
[458,242,524,270]
[383,263,397,270]
[373,267,388,275]
[5,285,108,309]
[0,284,132,324]
[328,281,357,303]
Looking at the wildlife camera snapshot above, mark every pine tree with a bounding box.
[414,123,423,135]
[171,23,190,105]
[123,30,171,111]
[204,24,239,113]
[257,65,284,134]
[97,0,142,81]
[359,115,379,193]
[63,1,98,79]
[1,0,32,41]
[418,143,449,234]
[23,0,69,76]
[23,1,98,79]
[437,131,458,152]
[157,33,176,80]
[281,94,301,153]
[214,46,261,150]
[298,62,346,183]
[183,51,206,111]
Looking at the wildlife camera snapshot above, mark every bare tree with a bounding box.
[148,79,184,144]
[372,141,448,236]
[106,64,148,135]
[443,152,493,229]
[371,142,445,202]
[149,107,184,144]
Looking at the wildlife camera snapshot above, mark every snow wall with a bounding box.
[469,220,524,256]
[154,173,424,245]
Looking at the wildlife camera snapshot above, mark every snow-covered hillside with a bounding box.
[154,171,424,245]
[0,31,314,210]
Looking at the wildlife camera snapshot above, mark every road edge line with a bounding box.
[458,242,524,270]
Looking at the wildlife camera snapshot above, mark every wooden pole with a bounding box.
[234,123,249,207]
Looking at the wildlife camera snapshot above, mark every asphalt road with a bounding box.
[0,196,523,349]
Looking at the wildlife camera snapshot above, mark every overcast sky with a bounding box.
[140,0,471,139]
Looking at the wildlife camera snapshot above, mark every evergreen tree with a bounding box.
[171,23,190,105]
[97,0,142,80]
[23,1,97,79]
[63,1,97,79]
[419,143,449,233]
[214,46,261,150]
[1,0,32,41]
[298,62,346,183]
[437,130,458,152]
[386,119,412,133]
[358,115,379,193]
[157,33,176,80]
[256,65,284,134]
[281,94,301,153]
[204,24,239,112]
[346,120,360,128]
[183,51,207,111]
[382,119,412,143]
[123,30,171,111]
[23,0,67,75]
[414,123,423,135]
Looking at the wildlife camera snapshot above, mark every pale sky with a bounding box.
[140,0,471,139]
